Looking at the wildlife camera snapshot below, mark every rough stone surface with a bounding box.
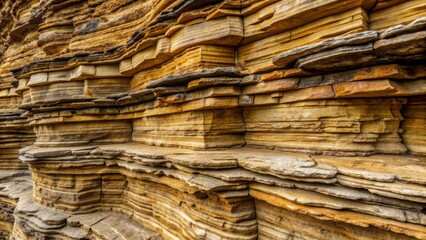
[0,0,425,240]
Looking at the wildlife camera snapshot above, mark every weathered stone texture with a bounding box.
[0,0,425,239]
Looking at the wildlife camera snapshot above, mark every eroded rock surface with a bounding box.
[0,0,425,239]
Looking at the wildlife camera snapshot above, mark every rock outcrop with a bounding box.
[0,0,425,239]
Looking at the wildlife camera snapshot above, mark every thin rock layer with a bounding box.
[0,0,425,239]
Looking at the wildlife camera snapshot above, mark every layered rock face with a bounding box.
[0,0,425,239]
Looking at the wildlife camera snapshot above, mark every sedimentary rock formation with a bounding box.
[0,0,425,239]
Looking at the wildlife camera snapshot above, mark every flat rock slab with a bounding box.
[165,153,238,169]
[21,145,98,159]
[374,30,426,55]
[313,154,426,185]
[273,31,378,68]
[250,183,424,224]
[296,43,376,71]
[380,17,426,39]
[146,67,240,88]
[97,143,190,159]
[238,151,337,180]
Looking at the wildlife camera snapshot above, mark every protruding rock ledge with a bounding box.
[16,143,426,239]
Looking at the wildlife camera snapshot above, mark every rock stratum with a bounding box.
[0,0,425,239]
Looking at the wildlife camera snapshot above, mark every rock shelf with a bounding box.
[0,0,425,239]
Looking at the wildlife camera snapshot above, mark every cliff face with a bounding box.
[0,0,425,239]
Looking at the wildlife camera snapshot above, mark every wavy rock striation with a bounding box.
[0,0,425,239]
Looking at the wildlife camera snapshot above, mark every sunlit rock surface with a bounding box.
[0,0,425,239]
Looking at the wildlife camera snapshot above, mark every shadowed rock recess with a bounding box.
[0,0,425,239]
